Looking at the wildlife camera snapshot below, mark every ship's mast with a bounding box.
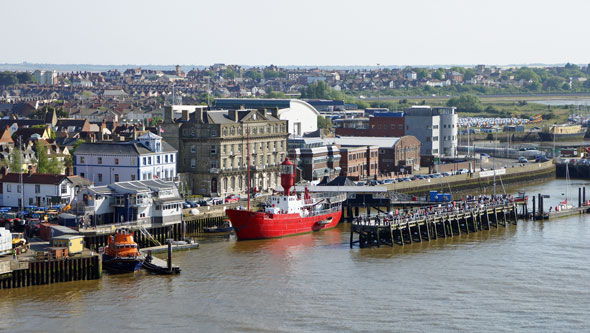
[246,125,250,211]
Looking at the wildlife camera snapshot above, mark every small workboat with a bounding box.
[204,219,234,233]
[101,228,144,273]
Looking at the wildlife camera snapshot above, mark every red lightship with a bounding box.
[226,158,345,240]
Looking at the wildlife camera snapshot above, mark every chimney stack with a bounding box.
[229,109,239,122]
[164,105,174,123]
[182,110,189,121]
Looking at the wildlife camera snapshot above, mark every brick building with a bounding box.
[288,138,340,183]
[324,136,421,177]
[334,112,405,137]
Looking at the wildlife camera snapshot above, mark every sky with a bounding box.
[3,0,590,67]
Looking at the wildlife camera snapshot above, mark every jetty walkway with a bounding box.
[350,199,517,248]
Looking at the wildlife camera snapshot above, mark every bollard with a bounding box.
[532,195,536,218]
[167,239,172,272]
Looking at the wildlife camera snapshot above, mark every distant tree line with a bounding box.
[0,71,36,86]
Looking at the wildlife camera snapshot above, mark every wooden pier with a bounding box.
[350,203,518,248]
[0,254,102,290]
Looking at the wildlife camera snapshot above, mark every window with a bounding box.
[148,157,152,165]
[7,184,11,192]
[98,157,102,164]
[98,174,103,182]
[165,155,169,163]
[17,185,21,193]
[211,129,217,137]
[223,145,227,154]
[433,136,438,141]
[115,158,119,165]
[222,159,226,168]
[35,185,40,193]
[433,149,439,154]
[29,198,33,205]
[191,158,196,168]
[433,125,439,129]
[237,157,242,167]
[210,160,218,169]
[191,145,196,153]
[170,155,174,162]
[157,156,161,164]
[80,173,85,178]
[80,156,85,164]
[131,175,136,181]
[114,174,119,182]
[210,145,217,154]
[143,157,147,165]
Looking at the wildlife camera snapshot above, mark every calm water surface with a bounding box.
[2,179,590,332]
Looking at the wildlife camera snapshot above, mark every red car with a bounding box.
[225,195,239,203]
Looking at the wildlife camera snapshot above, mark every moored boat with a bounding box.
[204,219,234,233]
[226,158,345,240]
[101,228,144,273]
[538,124,586,141]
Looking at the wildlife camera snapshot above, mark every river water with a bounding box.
[2,179,590,332]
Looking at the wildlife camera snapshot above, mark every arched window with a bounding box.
[190,158,196,168]
[231,176,235,190]
[223,178,228,192]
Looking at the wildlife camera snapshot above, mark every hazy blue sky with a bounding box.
[3,0,590,66]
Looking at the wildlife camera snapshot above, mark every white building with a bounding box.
[1,173,91,208]
[213,99,320,137]
[76,179,183,226]
[74,132,177,186]
[404,106,458,157]
[33,70,57,85]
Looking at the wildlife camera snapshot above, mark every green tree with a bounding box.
[317,116,332,129]
[432,70,444,80]
[463,69,475,81]
[415,68,429,80]
[8,148,22,172]
[47,156,63,174]
[446,94,483,113]
[35,141,49,173]
[245,70,263,81]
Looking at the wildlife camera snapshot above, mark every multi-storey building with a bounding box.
[77,179,183,226]
[404,106,457,157]
[163,107,289,197]
[74,132,177,186]
[338,145,379,181]
[324,136,421,176]
[288,138,340,183]
[334,112,405,137]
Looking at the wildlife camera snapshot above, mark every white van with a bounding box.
[0,227,11,256]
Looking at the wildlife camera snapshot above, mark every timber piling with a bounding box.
[350,202,518,248]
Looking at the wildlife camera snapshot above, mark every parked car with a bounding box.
[225,195,239,203]
[185,201,199,208]
[197,200,210,206]
[356,181,366,186]
[183,202,192,209]
[457,168,469,174]
[442,172,452,177]
[518,156,528,163]
[431,173,443,178]
[480,153,490,158]
[383,179,396,184]
[536,156,550,162]
[369,180,379,186]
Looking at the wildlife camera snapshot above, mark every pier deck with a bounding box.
[350,202,518,248]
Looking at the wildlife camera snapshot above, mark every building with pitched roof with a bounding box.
[76,179,182,226]
[162,106,289,196]
[73,132,177,186]
[1,173,91,208]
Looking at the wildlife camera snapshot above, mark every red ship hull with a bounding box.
[226,209,342,240]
